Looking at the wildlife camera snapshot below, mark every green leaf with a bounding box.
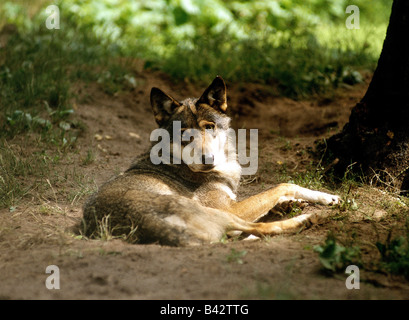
[173,6,189,26]
[59,121,71,131]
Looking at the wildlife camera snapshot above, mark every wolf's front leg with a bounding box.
[229,183,340,222]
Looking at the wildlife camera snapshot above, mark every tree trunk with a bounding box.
[325,0,409,194]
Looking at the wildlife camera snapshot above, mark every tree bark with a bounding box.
[325,0,409,194]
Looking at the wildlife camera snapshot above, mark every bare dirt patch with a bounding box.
[1,71,409,300]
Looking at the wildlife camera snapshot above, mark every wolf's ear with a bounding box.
[197,76,227,113]
[150,87,181,126]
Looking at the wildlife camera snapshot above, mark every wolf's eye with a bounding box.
[204,123,215,130]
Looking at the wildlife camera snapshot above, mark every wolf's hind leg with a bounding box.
[227,209,330,238]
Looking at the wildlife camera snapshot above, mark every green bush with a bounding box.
[376,227,409,280]
[0,0,393,99]
[314,232,361,273]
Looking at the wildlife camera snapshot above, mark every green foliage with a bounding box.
[287,166,325,190]
[376,225,409,280]
[0,5,125,140]
[226,248,247,264]
[0,28,70,139]
[0,0,392,98]
[314,232,361,273]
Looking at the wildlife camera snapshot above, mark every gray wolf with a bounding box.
[82,76,340,246]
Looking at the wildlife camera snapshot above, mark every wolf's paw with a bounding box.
[317,193,341,206]
[293,186,342,207]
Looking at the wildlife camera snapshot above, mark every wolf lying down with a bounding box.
[82,76,340,246]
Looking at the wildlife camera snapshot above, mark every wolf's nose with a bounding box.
[202,154,214,165]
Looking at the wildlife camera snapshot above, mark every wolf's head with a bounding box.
[150,76,238,174]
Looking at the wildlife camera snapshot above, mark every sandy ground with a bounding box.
[1,69,409,300]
